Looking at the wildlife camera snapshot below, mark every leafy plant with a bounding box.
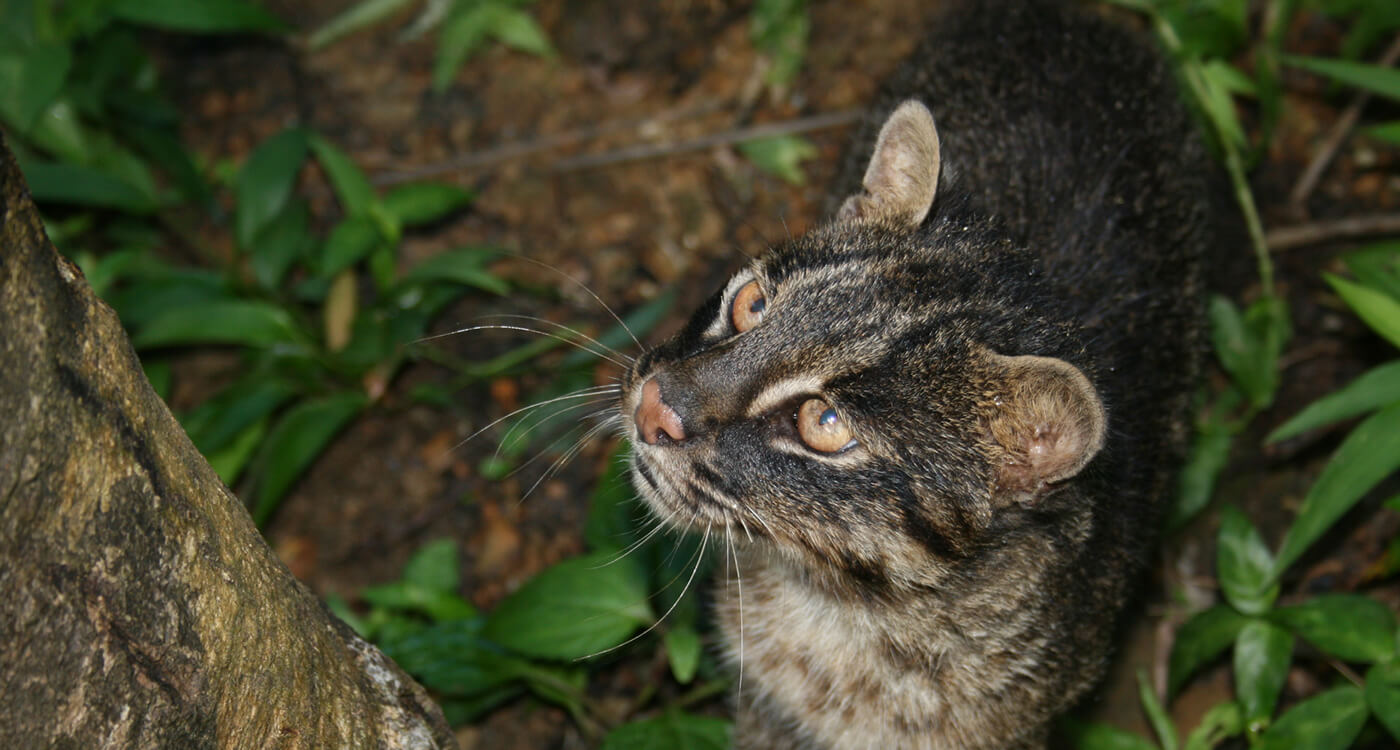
[307,0,553,92]
[750,0,809,91]
[81,129,492,524]
[343,444,730,741]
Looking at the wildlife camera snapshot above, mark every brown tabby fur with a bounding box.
[619,1,1210,747]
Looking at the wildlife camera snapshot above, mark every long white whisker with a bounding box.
[497,396,616,460]
[419,323,631,367]
[485,314,635,363]
[510,254,642,349]
[577,522,711,661]
[591,513,667,569]
[455,385,620,451]
[729,524,745,702]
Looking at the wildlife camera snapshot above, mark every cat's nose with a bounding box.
[636,376,686,445]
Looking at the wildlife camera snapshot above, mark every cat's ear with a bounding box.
[837,100,941,227]
[984,354,1106,502]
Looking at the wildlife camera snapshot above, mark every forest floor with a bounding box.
[156,1,1399,747]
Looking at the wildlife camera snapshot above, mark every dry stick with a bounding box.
[1267,213,1400,251]
[550,109,864,173]
[1288,31,1400,210]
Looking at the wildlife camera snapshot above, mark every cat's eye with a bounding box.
[796,398,854,453]
[731,280,767,332]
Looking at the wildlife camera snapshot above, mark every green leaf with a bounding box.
[433,5,495,91]
[382,618,524,697]
[108,0,288,33]
[738,134,819,185]
[1168,417,1233,529]
[1366,660,1400,742]
[308,134,376,216]
[18,161,158,213]
[183,377,298,455]
[133,300,302,349]
[599,711,731,750]
[490,8,554,58]
[1193,60,1248,151]
[1254,686,1367,750]
[561,289,678,368]
[1233,619,1293,722]
[252,392,369,525]
[750,0,810,87]
[1271,594,1397,663]
[1209,294,1289,409]
[361,582,477,622]
[482,551,653,660]
[1138,669,1178,750]
[236,128,309,248]
[142,358,172,401]
[1170,604,1250,696]
[400,247,509,295]
[403,538,461,594]
[1056,719,1158,750]
[1343,241,1400,302]
[307,0,415,49]
[1217,505,1278,615]
[663,625,702,684]
[1271,402,1400,577]
[250,199,314,290]
[107,269,231,328]
[0,42,70,131]
[1183,701,1245,750]
[381,183,474,226]
[1285,55,1400,101]
[320,215,383,278]
[584,444,640,551]
[204,417,267,484]
[1367,121,1400,146]
[1326,273,1400,350]
[1269,360,1400,442]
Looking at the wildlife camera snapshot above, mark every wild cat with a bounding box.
[615,0,1209,748]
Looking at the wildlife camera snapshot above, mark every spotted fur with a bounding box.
[620,1,1209,747]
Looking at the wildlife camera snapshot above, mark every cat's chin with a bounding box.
[627,453,738,533]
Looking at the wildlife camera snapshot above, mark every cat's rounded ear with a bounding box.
[984,353,1106,502]
[837,100,941,227]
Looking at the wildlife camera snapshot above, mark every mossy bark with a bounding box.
[0,133,456,749]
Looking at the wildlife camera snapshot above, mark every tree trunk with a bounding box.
[0,133,457,749]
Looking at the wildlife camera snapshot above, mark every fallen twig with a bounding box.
[1267,213,1400,251]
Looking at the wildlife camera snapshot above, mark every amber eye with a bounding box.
[796,398,854,453]
[731,280,767,332]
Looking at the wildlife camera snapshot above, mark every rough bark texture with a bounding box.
[0,133,456,749]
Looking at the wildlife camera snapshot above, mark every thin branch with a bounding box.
[550,110,863,173]
[1288,31,1400,210]
[1267,213,1400,251]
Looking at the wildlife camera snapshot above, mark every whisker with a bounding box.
[728,525,745,702]
[577,522,712,661]
[484,314,635,363]
[592,513,667,569]
[508,254,643,350]
[455,385,620,451]
[518,414,619,500]
[419,323,631,368]
[496,395,616,460]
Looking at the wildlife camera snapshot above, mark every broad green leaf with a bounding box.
[308,134,376,216]
[1271,594,1397,663]
[307,0,415,49]
[1366,660,1400,742]
[320,215,383,278]
[402,538,461,594]
[1271,402,1400,577]
[1254,686,1367,750]
[1193,60,1248,150]
[1055,719,1157,750]
[482,551,653,660]
[1217,505,1277,615]
[433,5,495,91]
[1343,241,1400,302]
[1286,55,1400,101]
[0,42,70,131]
[107,270,231,328]
[108,0,288,32]
[1170,604,1250,696]
[1183,701,1245,750]
[252,392,369,524]
[599,711,731,750]
[1168,418,1233,529]
[489,8,554,58]
[381,183,474,226]
[664,625,701,684]
[204,417,266,484]
[1326,273,1400,350]
[361,582,476,622]
[516,662,588,714]
[250,199,313,290]
[142,358,172,401]
[584,444,641,551]
[750,0,810,87]
[1138,670,1178,750]
[739,135,819,185]
[1233,619,1293,722]
[1160,0,1248,59]
[236,128,309,248]
[183,377,298,455]
[1268,360,1400,442]
[1209,294,1288,409]
[382,618,524,697]
[19,161,157,213]
[133,300,301,349]
[1367,121,1400,146]
[400,247,509,295]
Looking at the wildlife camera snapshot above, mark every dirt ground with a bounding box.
[158,1,1400,747]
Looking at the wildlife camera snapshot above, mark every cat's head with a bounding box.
[621,101,1106,589]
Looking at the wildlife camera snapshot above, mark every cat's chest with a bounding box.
[713,548,1045,750]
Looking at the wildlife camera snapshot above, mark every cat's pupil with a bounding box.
[819,408,837,426]
[749,298,766,314]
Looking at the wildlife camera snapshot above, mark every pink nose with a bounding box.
[636,377,685,445]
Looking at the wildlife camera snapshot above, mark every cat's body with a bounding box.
[621,1,1209,748]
